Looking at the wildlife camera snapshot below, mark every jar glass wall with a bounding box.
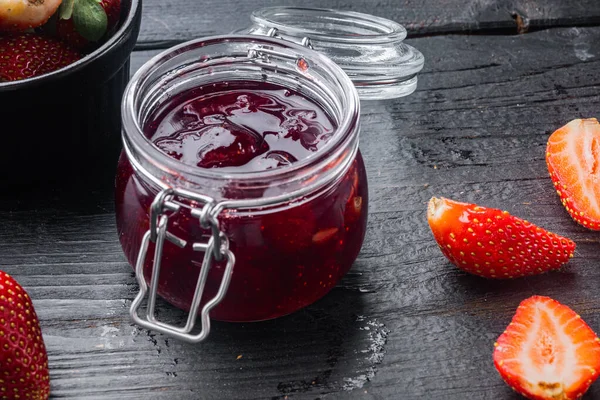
[116,36,367,324]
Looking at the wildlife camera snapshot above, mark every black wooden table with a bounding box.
[3,1,600,398]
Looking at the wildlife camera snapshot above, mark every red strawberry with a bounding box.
[54,0,121,50]
[546,118,600,230]
[427,197,575,279]
[494,296,600,400]
[0,0,62,31]
[0,271,50,399]
[0,33,80,82]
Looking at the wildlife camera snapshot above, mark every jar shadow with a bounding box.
[147,287,385,396]
[0,167,117,213]
[3,157,119,193]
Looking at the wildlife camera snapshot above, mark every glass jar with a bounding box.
[117,35,366,342]
[118,7,423,343]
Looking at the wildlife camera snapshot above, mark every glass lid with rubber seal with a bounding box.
[236,6,425,100]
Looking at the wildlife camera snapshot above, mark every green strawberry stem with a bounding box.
[59,0,76,20]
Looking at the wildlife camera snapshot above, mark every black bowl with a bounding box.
[0,0,142,188]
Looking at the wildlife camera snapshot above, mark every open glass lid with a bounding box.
[238,7,425,100]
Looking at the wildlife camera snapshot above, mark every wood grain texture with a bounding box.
[4,24,600,399]
[136,0,600,45]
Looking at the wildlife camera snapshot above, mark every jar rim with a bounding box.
[122,34,360,189]
[250,6,407,44]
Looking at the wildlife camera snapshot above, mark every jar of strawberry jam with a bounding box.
[117,8,423,343]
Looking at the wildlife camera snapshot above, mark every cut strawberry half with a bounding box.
[494,296,600,400]
[427,197,575,279]
[546,118,600,230]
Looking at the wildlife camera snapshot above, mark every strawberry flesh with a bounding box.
[546,118,600,230]
[494,296,600,400]
[0,271,50,399]
[427,197,575,279]
[0,33,80,82]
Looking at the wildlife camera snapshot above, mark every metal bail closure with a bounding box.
[129,187,235,343]
[248,27,314,71]
[266,27,313,49]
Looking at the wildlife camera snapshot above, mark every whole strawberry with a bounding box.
[54,0,122,50]
[0,271,50,399]
[0,33,80,82]
[427,197,576,279]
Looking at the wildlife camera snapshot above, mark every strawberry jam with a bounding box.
[149,82,336,172]
[115,81,368,322]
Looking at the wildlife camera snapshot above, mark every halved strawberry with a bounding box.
[427,197,575,279]
[0,0,62,31]
[0,33,80,82]
[494,296,600,400]
[546,118,600,230]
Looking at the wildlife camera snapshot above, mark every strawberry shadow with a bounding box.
[445,267,581,313]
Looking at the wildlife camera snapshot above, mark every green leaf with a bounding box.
[59,0,76,20]
[72,0,108,42]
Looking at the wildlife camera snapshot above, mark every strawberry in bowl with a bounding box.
[0,0,141,186]
[0,33,80,81]
[0,0,122,82]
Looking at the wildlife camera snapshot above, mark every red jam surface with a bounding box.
[149,82,336,172]
[116,81,368,322]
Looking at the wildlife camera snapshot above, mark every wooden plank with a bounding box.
[2,26,600,398]
[136,0,600,44]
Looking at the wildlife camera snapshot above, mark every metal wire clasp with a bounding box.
[247,27,314,67]
[129,187,235,343]
[266,27,313,49]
